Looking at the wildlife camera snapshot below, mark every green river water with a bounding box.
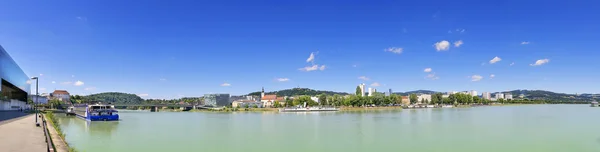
[56,105,600,152]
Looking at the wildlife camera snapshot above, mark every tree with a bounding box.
[333,94,342,106]
[431,94,439,105]
[409,94,418,104]
[424,99,429,105]
[473,96,481,104]
[356,86,362,97]
[442,97,451,105]
[498,98,505,104]
[448,94,456,104]
[273,101,281,108]
[244,104,249,108]
[285,98,293,107]
[252,104,258,108]
[318,94,327,106]
[294,96,317,107]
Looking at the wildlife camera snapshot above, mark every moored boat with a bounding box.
[73,103,119,121]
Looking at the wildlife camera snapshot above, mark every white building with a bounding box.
[358,83,366,96]
[310,96,320,103]
[482,92,491,100]
[470,90,478,97]
[418,94,432,104]
[51,90,70,104]
[505,94,513,100]
[449,91,458,94]
[368,88,376,96]
[495,93,504,99]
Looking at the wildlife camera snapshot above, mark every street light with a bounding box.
[30,77,39,127]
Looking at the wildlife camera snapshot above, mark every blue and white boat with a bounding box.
[73,103,119,121]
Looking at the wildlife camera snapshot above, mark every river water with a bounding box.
[56,105,600,152]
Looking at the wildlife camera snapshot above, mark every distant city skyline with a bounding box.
[2,0,599,99]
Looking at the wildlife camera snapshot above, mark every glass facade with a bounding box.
[0,45,31,102]
[203,94,230,107]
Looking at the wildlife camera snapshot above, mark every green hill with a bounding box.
[248,88,349,97]
[82,92,144,104]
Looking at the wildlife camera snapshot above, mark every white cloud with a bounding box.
[424,68,432,73]
[426,73,439,80]
[370,82,381,87]
[530,59,550,66]
[221,83,231,87]
[299,65,319,71]
[453,40,463,47]
[384,47,403,54]
[76,16,87,21]
[74,81,84,86]
[60,81,72,85]
[84,87,96,91]
[456,28,465,33]
[490,74,495,79]
[39,74,43,76]
[521,41,530,45]
[319,65,326,71]
[137,94,149,97]
[510,62,515,66]
[489,56,502,64]
[276,78,290,82]
[306,52,315,63]
[51,81,56,84]
[434,40,450,51]
[471,75,483,82]
[358,76,370,81]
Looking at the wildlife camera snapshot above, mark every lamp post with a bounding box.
[31,77,39,127]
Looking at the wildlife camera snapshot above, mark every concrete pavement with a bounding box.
[0,114,47,152]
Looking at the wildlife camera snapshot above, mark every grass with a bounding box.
[45,111,78,152]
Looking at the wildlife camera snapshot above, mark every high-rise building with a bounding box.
[505,94,513,100]
[385,89,392,96]
[204,94,231,107]
[368,88,375,96]
[358,83,366,96]
[482,92,491,100]
[470,90,478,97]
[495,93,504,99]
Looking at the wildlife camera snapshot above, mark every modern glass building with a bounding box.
[203,94,230,107]
[0,45,31,110]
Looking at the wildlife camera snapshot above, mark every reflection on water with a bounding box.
[56,113,119,138]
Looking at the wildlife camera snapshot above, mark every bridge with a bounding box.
[110,104,216,112]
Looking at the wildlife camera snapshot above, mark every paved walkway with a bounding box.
[0,114,47,152]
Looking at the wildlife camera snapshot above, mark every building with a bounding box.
[368,88,376,96]
[505,94,513,100]
[495,93,504,99]
[204,94,230,107]
[260,88,284,107]
[0,45,31,111]
[482,92,491,100]
[358,83,366,96]
[449,91,458,95]
[385,89,392,96]
[232,100,262,108]
[401,96,410,105]
[51,90,70,104]
[470,90,478,97]
[310,96,319,103]
[418,94,432,104]
[29,95,48,104]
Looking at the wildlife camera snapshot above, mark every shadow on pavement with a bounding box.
[0,111,30,124]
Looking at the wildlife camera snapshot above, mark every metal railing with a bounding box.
[41,114,56,152]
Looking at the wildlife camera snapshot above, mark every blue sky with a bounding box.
[1,0,599,99]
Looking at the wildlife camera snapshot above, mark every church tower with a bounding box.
[261,87,265,98]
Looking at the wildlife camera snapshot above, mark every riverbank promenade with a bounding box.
[0,112,47,152]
